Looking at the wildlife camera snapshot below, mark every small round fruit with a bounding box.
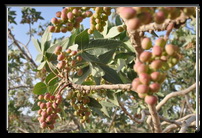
[139,73,151,85]
[149,83,161,93]
[118,7,136,19]
[136,64,149,74]
[154,10,165,24]
[131,78,141,92]
[77,69,83,76]
[54,46,62,55]
[138,93,147,99]
[150,72,161,82]
[44,93,51,101]
[152,46,163,57]
[51,18,59,25]
[71,50,77,56]
[133,61,143,72]
[76,56,82,62]
[126,18,141,31]
[149,59,163,71]
[155,37,166,48]
[165,44,176,56]
[141,37,152,50]
[38,95,44,100]
[139,51,152,62]
[57,53,65,61]
[136,84,149,94]
[117,26,124,32]
[144,95,158,105]
[48,26,55,32]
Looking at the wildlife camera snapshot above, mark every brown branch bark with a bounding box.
[147,83,196,127]
[156,83,196,111]
[137,12,191,33]
[72,83,131,91]
[147,104,162,133]
[8,28,37,69]
[179,116,196,133]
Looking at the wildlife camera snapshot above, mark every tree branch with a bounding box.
[137,12,191,33]
[8,28,37,69]
[72,83,131,91]
[147,83,196,127]
[147,104,162,133]
[118,101,146,124]
[156,83,196,111]
[178,116,196,133]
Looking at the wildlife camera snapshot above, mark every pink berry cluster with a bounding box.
[37,93,62,129]
[48,7,112,34]
[54,46,83,76]
[117,7,196,32]
[131,37,181,105]
[48,7,93,33]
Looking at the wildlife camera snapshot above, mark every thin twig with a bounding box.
[8,28,37,69]
[109,107,118,132]
[118,101,146,124]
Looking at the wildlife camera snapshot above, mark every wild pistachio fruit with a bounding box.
[144,95,158,105]
[141,37,152,50]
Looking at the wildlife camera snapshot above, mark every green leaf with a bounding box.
[45,73,58,86]
[81,52,100,63]
[105,26,122,38]
[123,40,135,52]
[93,30,104,39]
[98,50,115,64]
[31,100,40,111]
[84,39,122,56]
[45,52,57,62]
[102,21,109,37]
[100,106,110,118]
[89,107,105,118]
[35,54,43,62]
[90,63,105,77]
[108,93,119,106]
[68,33,77,47]
[118,72,132,83]
[47,37,69,53]
[116,59,126,72]
[73,66,91,84]
[33,82,47,95]
[93,77,101,85]
[75,29,89,50]
[115,15,123,26]
[41,28,52,53]
[87,97,102,108]
[32,37,41,53]
[99,65,123,84]
[47,84,58,95]
[37,61,46,70]
[100,101,116,108]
